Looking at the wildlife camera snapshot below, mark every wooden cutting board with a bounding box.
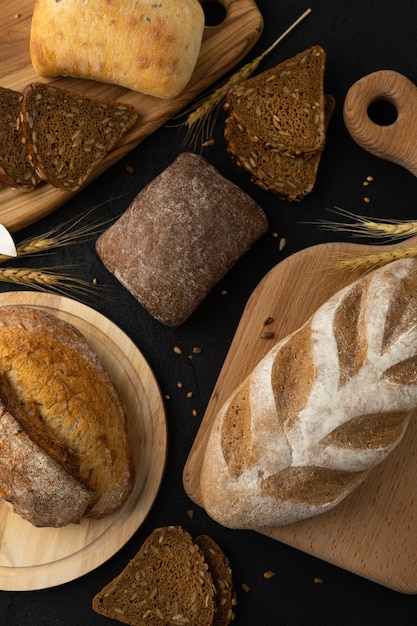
[0,0,263,232]
[183,236,417,594]
[0,291,167,591]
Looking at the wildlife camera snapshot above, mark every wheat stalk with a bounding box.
[184,8,312,147]
[0,266,99,297]
[316,206,417,241]
[334,246,417,273]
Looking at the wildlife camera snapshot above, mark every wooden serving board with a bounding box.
[183,236,417,594]
[0,0,263,233]
[0,291,167,591]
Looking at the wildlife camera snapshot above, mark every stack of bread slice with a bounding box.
[224,46,334,201]
[0,82,137,192]
[92,526,235,626]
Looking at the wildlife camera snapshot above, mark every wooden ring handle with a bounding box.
[343,70,417,177]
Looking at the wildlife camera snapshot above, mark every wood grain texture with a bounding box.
[183,237,417,593]
[0,291,167,591]
[0,0,263,232]
[344,70,417,176]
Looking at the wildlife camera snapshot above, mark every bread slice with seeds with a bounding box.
[225,94,335,201]
[92,526,216,625]
[19,83,137,191]
[195,535,235,626]
[0,86,41,192]
[225,46,327,157]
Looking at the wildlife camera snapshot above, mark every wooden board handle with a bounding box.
[343,70,417,176]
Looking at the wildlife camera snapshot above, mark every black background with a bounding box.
[2,1,417,624]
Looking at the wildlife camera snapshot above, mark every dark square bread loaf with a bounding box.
[96,152,268,326]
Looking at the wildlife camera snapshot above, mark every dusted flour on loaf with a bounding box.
[96,152,268,326]
[200,258,417,529]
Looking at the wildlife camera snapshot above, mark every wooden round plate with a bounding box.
[0,291,167,591]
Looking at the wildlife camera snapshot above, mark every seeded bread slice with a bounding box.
[19,83,137,191]
[0,87,41,192]
[225,94,335,201]
[195,535,235,626]
[225,46,327,156]
[92,526,216,626]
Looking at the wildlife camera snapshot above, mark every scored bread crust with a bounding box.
[0,306,135,526]
[30,0,205,99]
[200,258,417,529]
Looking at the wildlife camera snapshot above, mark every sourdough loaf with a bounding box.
[96,152,268,326]
[0,87,41,192]
[225,94,335,201]
[225,46,327,156]
[200,258,417,529]
[30,0,205,99]
[19,83,137,191]
[0,306,134,526]
[92,526,216,625]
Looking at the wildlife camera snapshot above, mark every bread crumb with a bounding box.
[186,509,195,519]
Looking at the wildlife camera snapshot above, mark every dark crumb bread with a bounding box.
[96,152,268,326]
[0,87,41,191]
[195,535,235,626]
[92,526,216,626]
[19,82,137,191]
[225,46,327,156]
[225,94,335,201]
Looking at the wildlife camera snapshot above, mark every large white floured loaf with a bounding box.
[30,0,205,99]
[200,258,417,529]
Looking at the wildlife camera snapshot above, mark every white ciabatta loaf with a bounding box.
[30,0,205,99]
[200,258,417,529]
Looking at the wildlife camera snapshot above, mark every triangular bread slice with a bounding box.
[195,534,235,626]
[0,87,41,192]
[92,526,216,625]
[19,83,137,191]
[225,46,327,156]
[225,94,335,201]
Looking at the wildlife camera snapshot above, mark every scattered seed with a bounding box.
[314,577,324,584]
[192,409,198,417]
[220,289,228,295]
[187,509,195,519]
[165,394,171,400]
[272,232,279,238]
[202,139,215,147]
[279,237,286,251]
[261,331,275,339]
[363,196,371,203]
[92,277,98,285]
[126,165,134,174]
[186,391,193,398]
[366,175,374,182]
[177,381,183,389]
[263,570,276,579]
[263,317,274,326]
[241,583,250,593]
[192,346,202,354]
[173,346,182,355]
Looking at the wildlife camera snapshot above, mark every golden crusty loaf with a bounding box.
[30,0,205,99]
[200,258,417,529]
[96,152,268,326]
[0,306,134,527]
[92,526,217,625]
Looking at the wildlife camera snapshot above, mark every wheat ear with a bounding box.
[0,266,98,298]
[316,206,417,241]
[334,246,417,273]
[184,8,312,146]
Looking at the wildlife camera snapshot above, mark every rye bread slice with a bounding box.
[92,526,216,625]
[225,46,327,156]
[19,83,137,191]
[0,86,41,191]
[195,535,235,626]
[225,94,335,201]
